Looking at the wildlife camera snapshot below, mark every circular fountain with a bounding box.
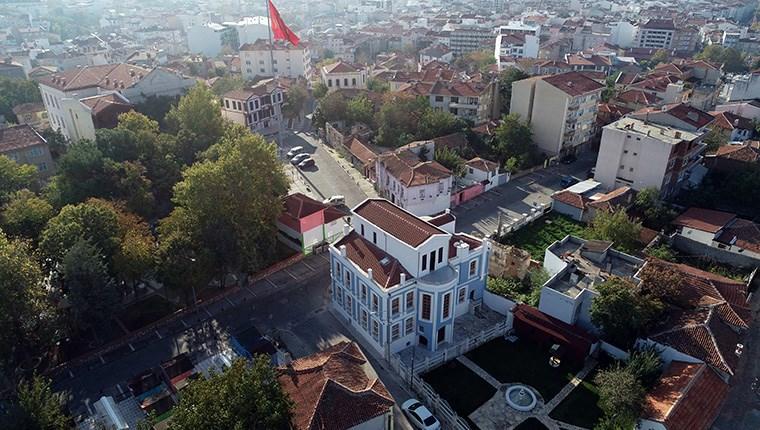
[505,385,537,412]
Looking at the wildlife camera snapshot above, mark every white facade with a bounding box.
[714,101,760,121]
[186,23,234,57]
[594,118,705,197]
[321,62,368,92]
[719,72,760,103]
[635,26,675,49]
[608,21,637,48]
[220,81,284,136]
[240,43,312,80]
[224,17,269,47]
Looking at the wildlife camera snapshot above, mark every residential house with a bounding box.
[564,53,612,75]
[63,93,134,142]
[340,136,378,179]
[419,44,453,65]
[640,361,729,430]
[629,103,714,133]
[277,193,347,255]
[594,117,706,197]
[714,99,760,121]
[322,61,368,93]
[240,40,312,80]
[0,60,26,79]
[0,124,55,180]
[703,141,760,173]
[671,207,760,267]
[463,157,506,193]
[375,140,453,217]
[708,111,754,142]
[635,19,676,50]
[495,32,539,69]
[277,341,394,430]
[719,71,760,103]
[398,79,499,124]
[37,63,195,141]
[220,78,284,136]
[511,71,605,157]
[330,199,491,356]
[538,235,645,332]
[11,103,48,129]
[551,179,633,222]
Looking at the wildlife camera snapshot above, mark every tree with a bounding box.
[166,83,225,163]
[492,113,536,168]
[63,239,120,333]
[4,375,69,430]
[590,277,663,347]
[0,233,59,376]
[375,95,429,147]
[455,50,496,72]
[39,128,68,159]
[282,83,308,120]
[170,357,292,430]
[434,147,465,177]
[498,67,530,114]
[346,95,374,126]
[702,127,728,152]
[166,126,289,284]
[416,109,467,140]
[586,209,642,253]
[649,49,669,67]
[633,187,677,230]
[627,345,663,389]
[312,82,328,99]
[0,77,42,123]
[696,45,748,74]
[637,261,682,301]
[1,189,54,242]
[211,75,245,97]
[594,365,645,430]
[367,77,390,93]
[112,209,155,296]
[318,91,349,124]
[134,95,180,129]
[0,155,37,203]
[645,244,676,261]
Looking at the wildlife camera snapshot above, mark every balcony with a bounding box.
[417,265,458,290]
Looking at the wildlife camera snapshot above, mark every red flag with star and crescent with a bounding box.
[268,0,300,46]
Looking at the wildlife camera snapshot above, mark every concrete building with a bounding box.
[375,140,453,217]
[224,17,269,47]
[321,61,368,92]
[37,63,195,142]
[714,99,760,121]
[594,117,706,197]
[448,25,495,56]
[635,19,676,50]
[240,40,312,80]
[0,124,56,180]
[186,23,236,57]
[398,79,499,125]
[494,22,540,66]
[538,235,644,332]
[510,71,605,157]
[419,44,454,65]
[629,103,714,132]
[719,71,760,103]
[220,78,285,136]
[330,199,491,357]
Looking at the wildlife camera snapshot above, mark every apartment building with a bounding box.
[240,40,312,80]
[329,199,491,357]
[494,22,541,67]
[0,124,56,180]
[629,103,714,132]
[375,140,453,217]
[37,63,195,141]
[220,78,284,136]
[321,61,368,92]
[448,26,495,56]
[510,71,604,157]
[186,23,236,57]
[635,19,676,50]
[594,117,706,197]
[398,79,499,125]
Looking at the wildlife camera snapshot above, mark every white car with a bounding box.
[290,153,310,164]
[323,195,345,206]
[401,399,440,430]
[286,146,303,158]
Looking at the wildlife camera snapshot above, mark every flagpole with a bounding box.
[265,0,282,148]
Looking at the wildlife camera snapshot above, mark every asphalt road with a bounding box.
[452,155,596,237]
[280,131,368,207]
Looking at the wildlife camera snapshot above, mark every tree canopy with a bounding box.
[166,83,225,164]
[3,375,69,430]
[586,209,642,253]
[0,155,37,204]
[696,45,748,74]
[491,113,540,170]
[0,77,42,123]
[590,277,663,348]
[594,364,645,430]
[498,67,529,114]
[1,189,54,242]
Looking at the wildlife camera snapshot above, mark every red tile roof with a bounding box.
[617,89,661,105]
[278,342,394,430]
[323,61,364,74]
[428,212,455,227]
[672,208,736,233]
[38,63,152,91]
[342,137,377,166]
[708,111,753,131]
[634,103,715,130]
[0,124,47,154]
[715,218,760,255]
[542,71,605,97]
[431,132,469,151]
[465,157,499,172]
[278,193,334,232]
[587,186,633,211]
[333,231,410,288]
[353,199,445,248]
[449,234,483,258]
[377,150,452,187]
[552,190,587,210]
[643,361,728,430]
[712,141,760,163]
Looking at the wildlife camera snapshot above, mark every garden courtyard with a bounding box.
[421,337,602,430]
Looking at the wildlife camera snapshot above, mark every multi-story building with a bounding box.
[240,40,312,80]
[635,19,676,50]
[628,103,714,132]
[186,23,237,57]
[448,26,495,56]
[220,78,284,136]
[37,63,195,141]
[510,71,604,157]
[375,140,453,217]
[330,198,491,357]
[494,22,541,66]
[398,79,499,125]
[0,124,56,180]
[321,61,368,92]
[719,71,760,103]
[594,117,706,197]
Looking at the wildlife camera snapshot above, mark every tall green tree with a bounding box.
[166,83,225,164]
[170,357,292,430]
[498,67,530,114]
[0,155,37,203]
[375,95,429,147]
[492,113,536,168]
[1,189,54,242]
[416,109,467,140]
[282,83,308,120]
[112,208,155,296]
[434,147,465,177]
[696,45,748,74]
[586,209,642,253]
[346,95,374,126]
[594,365,645,430]
[211,76,245,97]
[0,233,59,376]
[312,82,328,99]
[0,77,42,123]
[4,375,69,430]
[590,277,663,348]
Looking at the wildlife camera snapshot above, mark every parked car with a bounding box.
[298,158,315,169]
[323,195,345,206]
[286,146,303,158]
[560,175,579,188]
[402,399,441,430]
[290,153,310,164]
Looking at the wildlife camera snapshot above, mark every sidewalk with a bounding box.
[320,142,379,199]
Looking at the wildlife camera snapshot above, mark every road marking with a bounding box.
[99,355,105,364]
[128,343,135,351]
[266,277,278,288]
[154,330,162,339]
[68,369,74,378]
[181,319,189,328]
[116,384,124,394]
[225,297,235,306]
[284,268,298,280]
[204,307,213,317]
[516,186,532,193]
[245,286,256,296]
[302,260,315,271]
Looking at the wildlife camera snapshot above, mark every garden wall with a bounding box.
[483,290,516,317]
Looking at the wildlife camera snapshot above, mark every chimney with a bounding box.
[339,245,347,257]
[400,273,406,284]
[733,118,740,127]
[343,223,351,236]
[674,131,681,138]
[367,268,373,280]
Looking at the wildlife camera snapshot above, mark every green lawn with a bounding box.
[498,213,587,261]
[514,417,549,430]
[422,360,497,417]
[549,367,603,428]
[118,295,178,332]
[465,338,582,401]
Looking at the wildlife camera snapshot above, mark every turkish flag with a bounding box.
[268,0,300,46]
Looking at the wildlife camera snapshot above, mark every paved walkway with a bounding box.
[541,358,597,412]
[457,355,501,389]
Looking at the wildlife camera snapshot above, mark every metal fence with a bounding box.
[389,320,510,430]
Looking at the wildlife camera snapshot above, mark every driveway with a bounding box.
[280,131,368,207]
[452,155,595,237]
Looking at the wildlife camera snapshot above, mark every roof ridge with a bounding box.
[705,307,734,375]
[662,362,704,419]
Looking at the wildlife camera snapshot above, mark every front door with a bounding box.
[437,326,446,344]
